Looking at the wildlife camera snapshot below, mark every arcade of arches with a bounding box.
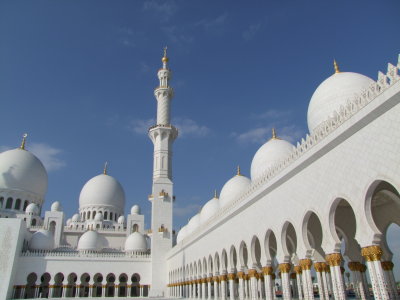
[13,272,148,299]
[169,180,400,300]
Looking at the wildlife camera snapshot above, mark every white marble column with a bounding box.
[238,272,246,300]
[294,266,304,300]
[228,273,236,300]
[248,270,259,300]
[382,261,399,300]
[300,259,314,300]
[314,262,327,300]
[325,253,346,300]
[362,246,392,300]
[220,275,227,300]
[279,263,292,300]
[214,276,220,300]
[208,277,213,300]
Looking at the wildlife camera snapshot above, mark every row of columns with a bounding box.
[12,284,148,299]
[169,246,399,300]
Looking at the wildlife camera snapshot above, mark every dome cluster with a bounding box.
[177,62,374,244]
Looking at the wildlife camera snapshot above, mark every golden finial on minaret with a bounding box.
[103,161,108,175]
[162,46,169,63]
[237,165,242,176]
[214,189,219,199]
[334,59,340,74]
[272,128,277,139]
[20,133,28,150]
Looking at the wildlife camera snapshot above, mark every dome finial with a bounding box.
[20,133,28,150]
[214,189,219,199]
[236,165,242,176]
[272,128,277,139]
[162,46,169,65]
[103,161,108,175]
[334,59,340,74]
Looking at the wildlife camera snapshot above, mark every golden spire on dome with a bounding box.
[162,46,169,64]
[270,128,281,140]
[103,161,108,175]
[214,189,219,199]
[334,59,340,74]
[236,165,242,176]
[20,133,28,150]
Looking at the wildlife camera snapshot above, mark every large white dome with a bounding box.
[29,229,54,251]
[125,232,148,252]
[220,172,251,208]
[307,71,374,133]
[79,174,125,211]
[176,225,187,244]
[0,148,48,197]
[186,213,201,235]
[77,230,108,251]
[200,194,220,224]
[251,136,294,180]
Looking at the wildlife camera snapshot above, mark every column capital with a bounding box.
[278,263,291,273]
[236,271,245,279]
[299,258,312,270]
[359,264,367,273]
[325,253,342,266]
[227,273,236,280]
[381,261,394,271]
[262,266,274,275]
[314,262,327,272]
[348,261,361,271]
[248,269,258,278]
[293,265,302,274]
[361,245,383,261]
[219,274,227,281]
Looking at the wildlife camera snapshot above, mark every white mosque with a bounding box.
[0,50,400,300]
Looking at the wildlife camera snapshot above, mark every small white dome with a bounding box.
[307,71,374,133]
[200,195,220,224]
[77,230,108,251]
[125,232,148,252]
[118,215,125,224]
[25,203,39,215]
[51,201,62,212]
[71,213,80,222]
[251,137,294,180]
[220,174,251,208]
[131,205,140,215]
[66,218,72,226]
[79,174,125,212]
[176,225,187,243]
[0,148,48,197]
[29,229,54,251]
[94,212,103,221]
[186,213,201,235]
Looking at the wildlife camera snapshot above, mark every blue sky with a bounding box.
[0,0,399,267]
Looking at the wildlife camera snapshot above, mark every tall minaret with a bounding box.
[148,47,178,297]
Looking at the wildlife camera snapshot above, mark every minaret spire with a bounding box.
[103,162,108,175]
[20,133,28,150]
[162,46,169,69]
[334,59,340,73]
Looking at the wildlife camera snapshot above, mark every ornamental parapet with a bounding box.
[325,253,342,266]
[361,245,383,261]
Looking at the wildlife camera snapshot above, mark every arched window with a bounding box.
[104,211,108,219]
[15,198,21,210]
[93,211,96,219]
[87,211,91,219]
[6,197,13,209]
[23,200,28,211]
[0,197,4,208]
[110,212,113,221]
[115,214,117,221]
[31,219,37,226]
[132,224,139,232]
[49,221,56,234]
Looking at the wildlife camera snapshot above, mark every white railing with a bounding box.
[21,249,151,259]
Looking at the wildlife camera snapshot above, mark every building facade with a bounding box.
[0,52,399,300]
